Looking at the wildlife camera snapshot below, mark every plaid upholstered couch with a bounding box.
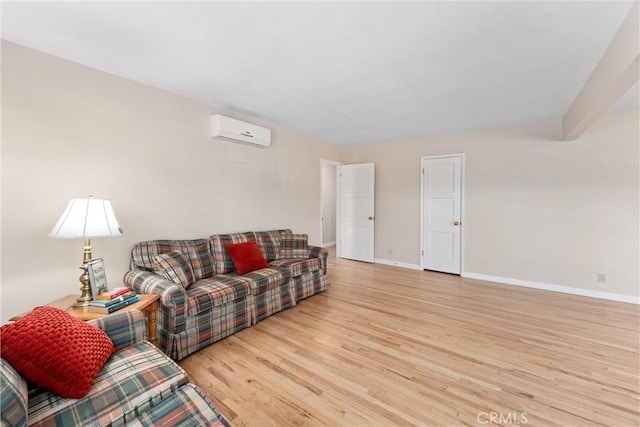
[0,310,228,426]
[124,229,329,360]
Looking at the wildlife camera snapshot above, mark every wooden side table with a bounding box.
[10,294,160,347]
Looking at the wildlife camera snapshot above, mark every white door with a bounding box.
[340,163,375,262]
[421,155,462,274]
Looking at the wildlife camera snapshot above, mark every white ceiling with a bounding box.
[2,1,637,146]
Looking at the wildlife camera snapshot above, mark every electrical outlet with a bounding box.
[387,248,392,256]
[597,273,607,283]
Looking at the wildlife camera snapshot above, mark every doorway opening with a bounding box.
[320,160,341,257]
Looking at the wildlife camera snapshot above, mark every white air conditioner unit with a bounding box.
[210,114,271,147]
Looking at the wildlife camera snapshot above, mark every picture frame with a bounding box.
[87,258,109,299]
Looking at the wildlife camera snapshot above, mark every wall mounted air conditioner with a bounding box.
[210,114,271,147]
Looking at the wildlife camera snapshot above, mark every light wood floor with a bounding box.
[179,258,640,426]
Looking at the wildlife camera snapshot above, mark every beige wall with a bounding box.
[1,42,343,322]
[2,41,638,323]
[343,110,639,298]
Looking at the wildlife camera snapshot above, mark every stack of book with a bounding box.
[88,287,139,314]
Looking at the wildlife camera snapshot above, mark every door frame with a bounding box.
[419,153,465,274]
[320,159,342,251]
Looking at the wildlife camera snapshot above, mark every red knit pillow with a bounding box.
[225,241,270,275]
[0,306,114,398]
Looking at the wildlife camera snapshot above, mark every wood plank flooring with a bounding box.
[179,258,640,426]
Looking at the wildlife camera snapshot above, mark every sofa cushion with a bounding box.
[187,275,251,315]
[270,257,321,278]
[153,250,195,288]
[210,232,256,274]
[255,229,291,262]
[279,233,310,259]
[126,383,230,427]
[226,241,270,275]
[0,306,114,399]
[236,267,292,295]
[27,341,188,427]
[0,359,27,427]
[130,239,215,280]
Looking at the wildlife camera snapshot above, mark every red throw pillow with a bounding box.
[225,241,270,275]
[0,306,114,398]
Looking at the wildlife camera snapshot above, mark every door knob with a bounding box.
[368,216,374,220]
[453,221,460,226]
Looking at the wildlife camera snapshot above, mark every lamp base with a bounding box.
[73,238,94,308]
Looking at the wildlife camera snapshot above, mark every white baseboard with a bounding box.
[462,272,640,305]
[374,258,422,270]
[321,241,336,248]
[367,261,639,305]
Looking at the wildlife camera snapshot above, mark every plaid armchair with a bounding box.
[1,310,229,427]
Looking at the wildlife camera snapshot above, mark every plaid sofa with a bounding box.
[124,229,330,360]
[0,310,229,427]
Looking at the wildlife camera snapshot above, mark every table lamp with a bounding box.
[49,196,124,307]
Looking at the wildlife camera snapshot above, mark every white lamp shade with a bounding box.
[49,197,123,238]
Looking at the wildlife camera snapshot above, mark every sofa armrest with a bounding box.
[0,358,28,427]
[88,310,147,352]
[309,246,328,271]
[123,270,188,333]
